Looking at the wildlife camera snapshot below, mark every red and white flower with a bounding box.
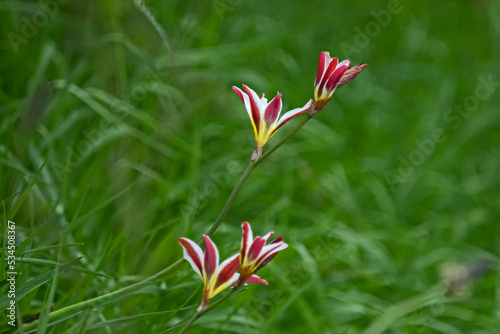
[236,222,288,287]
[233,85,312,153]
[179,235,266,311]
[314,51,351,108]
[312,51,368,114]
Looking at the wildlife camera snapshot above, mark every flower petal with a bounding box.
[203,235,219,281]
[270,236,284,245]
[258,94,269,120]
[213,254,240,293]
[314,51,329,87]
[322,56,339,86]
[242,85,264,131]
[261,231,274,242]
[316,54,338,99]
[247,237,266,262]
[337,59,351,68]
[325,61,351,93]
[178,238,204,278]
[240,222,253,262]
[232,85,246,104]
[255,239,288,268]
[211,273,240,297]
[233,86,259,138]
[264,93,283,126]
[245,274,268,285]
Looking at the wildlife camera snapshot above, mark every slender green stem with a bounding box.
[178,289,236,334]
[20,112,314,333]
[206,162,255,237]
[206,112,313,235]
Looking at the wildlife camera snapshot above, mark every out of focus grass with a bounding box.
[1,0,500,333]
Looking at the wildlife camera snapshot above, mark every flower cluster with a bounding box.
[232,51,367,155]
[311,51,368,115]
[179,222,287,311]
[178,50,367,322]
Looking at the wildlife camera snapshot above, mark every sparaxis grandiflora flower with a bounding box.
[233,84,312,159]
[236,222,288,287]
[311,51,368,115]
[179,234,266,311]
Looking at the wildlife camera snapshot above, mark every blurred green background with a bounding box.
[1,0,500,333]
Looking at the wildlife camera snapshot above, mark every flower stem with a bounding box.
[206,161,256,237]
[206,112,313,235]
[178,289,236,334]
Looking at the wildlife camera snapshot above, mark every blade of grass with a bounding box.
[35,232,64,334]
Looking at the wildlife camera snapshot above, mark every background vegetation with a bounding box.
[1,0,500,333]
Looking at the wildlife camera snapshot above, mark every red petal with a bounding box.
[214,256,240,289]
[314,51,328,87]
[248,237,266,261]
[245,275,268,285]
[321,56,339,87]
[325,64,350,92]
[178,238,203,275]
[270,236,283,244]
[256,240,288,267]
[242,85,261,131]
[232,86,245,103]
[203,235,218,280]
[264,93,282,126]
[240,222,252,262]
